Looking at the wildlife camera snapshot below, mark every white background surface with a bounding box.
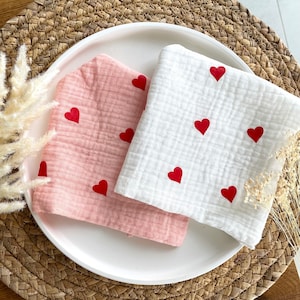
[240,0,300,278]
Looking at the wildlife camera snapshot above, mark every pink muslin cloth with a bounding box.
[32,54,188,246]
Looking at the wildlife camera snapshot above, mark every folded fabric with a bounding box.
[115,44,300,249]
[32,54,189,246]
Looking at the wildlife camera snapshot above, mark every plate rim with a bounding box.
[24,22,251,285]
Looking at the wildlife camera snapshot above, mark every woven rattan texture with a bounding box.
[0,0,299,299]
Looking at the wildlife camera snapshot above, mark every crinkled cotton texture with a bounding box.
[115,44,300,249]
[32,54,189,246]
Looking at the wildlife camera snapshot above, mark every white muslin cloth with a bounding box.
[115,44,300,249]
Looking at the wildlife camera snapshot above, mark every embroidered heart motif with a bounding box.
[93,180,108,196]
[210,66,226,81]
[38,161,47,177]
[64,107,80,123]
[119,128,134,143]
[168,167,182,183]
[247,126,264,143]
[221,186,237,203]
[132,74,147,90]
[194,119,210,135]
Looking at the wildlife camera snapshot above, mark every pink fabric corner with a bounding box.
[32,54,188,246]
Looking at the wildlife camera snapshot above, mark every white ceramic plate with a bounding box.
[24,22,252,285]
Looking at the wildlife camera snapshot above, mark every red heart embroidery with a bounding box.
[132,75,147,90]
[38,161,47,177]
[210,66,226,81]
[64,107,80,123]
[247,126,264,143]
[194,119,210,135]
[168,167,182,183]
[119,128,134,143]
[92,180,108,196]
[221,186,237,203]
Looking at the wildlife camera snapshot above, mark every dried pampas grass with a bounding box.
[0,46,57,214]
[272,133,300,252]
[245,132,300,253]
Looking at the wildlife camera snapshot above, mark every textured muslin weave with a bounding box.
[32,54,188,246]
[115,44,300,249]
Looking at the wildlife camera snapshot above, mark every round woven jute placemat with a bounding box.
[0,0,299,299]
